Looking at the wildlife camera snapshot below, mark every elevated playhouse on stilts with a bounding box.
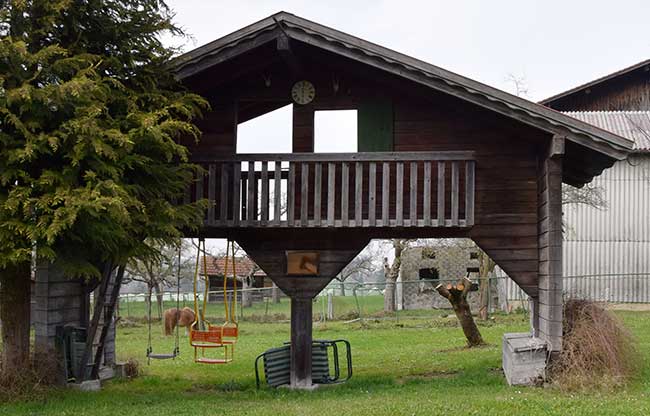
[35,12,633,388]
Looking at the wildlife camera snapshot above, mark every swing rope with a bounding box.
[146,242,182,363]
[222,241,237,324]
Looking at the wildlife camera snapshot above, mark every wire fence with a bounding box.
[115,273,650,323]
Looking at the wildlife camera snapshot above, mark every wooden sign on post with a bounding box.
[286,251,320,276]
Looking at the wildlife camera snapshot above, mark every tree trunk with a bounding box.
[271,283,281,304]
[383,240,406,313]
[384,280,396,312]
[153,282,163,320]
[326,293,334,320]
[436,278,485,347]
[478,250,495,321]
[145,285,152,320]
[242,277,253,308]
[339,281,346,296]
[478,276,489,321]
[0,261,31,373]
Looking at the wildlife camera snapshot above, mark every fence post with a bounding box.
[327,293,334,320]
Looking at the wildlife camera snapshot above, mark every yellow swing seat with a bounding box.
[190,239,240,364]
[190,323,238,347]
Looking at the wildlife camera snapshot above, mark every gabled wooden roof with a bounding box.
[172,11,634,184]
[541,58,650,107]
[201,255,266,278]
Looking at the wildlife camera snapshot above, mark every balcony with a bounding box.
[189,152,475,228]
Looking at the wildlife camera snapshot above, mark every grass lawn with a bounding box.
[3,307,650,415]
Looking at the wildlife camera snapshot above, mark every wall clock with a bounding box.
[291,80,316,105]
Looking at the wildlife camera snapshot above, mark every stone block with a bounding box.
[70,379,101,392]
[502,333,548,386]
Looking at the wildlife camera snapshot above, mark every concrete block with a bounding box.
[502,333,548,386]
[98,366,115,381]
[70,379,101,392]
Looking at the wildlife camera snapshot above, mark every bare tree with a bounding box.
[477,249,496,321]
[436,277,485,347]
[383,239,410,312]
[562,183,607,209]
[125,240,192,319]
[505,73,530,98]
[336,245,380,296]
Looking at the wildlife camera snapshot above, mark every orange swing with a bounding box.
[189,239,239,364]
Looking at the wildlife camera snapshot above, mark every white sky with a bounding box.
[167,0,650,253]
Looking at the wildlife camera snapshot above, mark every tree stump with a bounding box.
[436,277,485,347]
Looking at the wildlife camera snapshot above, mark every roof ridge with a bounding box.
[563,110,650,115]
[540,58,650,105]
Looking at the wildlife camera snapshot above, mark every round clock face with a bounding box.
[291,80,316,105]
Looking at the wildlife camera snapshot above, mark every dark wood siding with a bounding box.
[546,68,650,111]
[185,46,551,296]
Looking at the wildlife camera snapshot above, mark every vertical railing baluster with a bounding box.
[207,164,216,226]
[232,163,241,225]
[451,161,459,226]
[423,162,431,226]
[288,163,295,226]
[184,181,191,206]
[355,162,363,226]
[409,161,417,225]
[273,162,281,225]
[247,161,255,225]
[261,161,269,225]
[382,162,390,226]
[465,160,475,226]
[341,162,349,227]
[437,161,445,227]
[396,162,404,226]
[327,163,335,227]
[196,169,204,224]
[368,163,376,227]
[220,164,229,225]
[301,162,309,227]
[314,163,322,226]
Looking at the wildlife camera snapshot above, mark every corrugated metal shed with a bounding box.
[502,115,650,303]
[563,111,650,152]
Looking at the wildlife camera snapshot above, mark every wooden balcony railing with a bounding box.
[189,151,475,228]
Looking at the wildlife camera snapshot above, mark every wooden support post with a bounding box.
[537,138,564,352]
[290,296,313,389]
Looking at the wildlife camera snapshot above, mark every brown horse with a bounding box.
[163,307,195,336]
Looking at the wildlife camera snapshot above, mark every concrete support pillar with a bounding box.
[290,296,313,389]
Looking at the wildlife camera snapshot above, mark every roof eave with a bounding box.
[540,58,650,106]
[171,11,634,172]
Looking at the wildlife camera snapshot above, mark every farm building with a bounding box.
[33,12,635,387]
[541,60,650,303]
[201,255,270,302]
[397,243,482,310]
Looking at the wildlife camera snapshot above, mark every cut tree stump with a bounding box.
[436,277,485,347]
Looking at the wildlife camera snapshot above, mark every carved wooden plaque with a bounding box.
[286,251,320,276]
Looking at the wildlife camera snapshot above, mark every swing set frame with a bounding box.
[190,239,239,364]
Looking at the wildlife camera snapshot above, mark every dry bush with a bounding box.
[123,358,140,379]
[549,299,639,391]
[0,357,57,403]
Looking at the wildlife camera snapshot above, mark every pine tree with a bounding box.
[0,1,208,373]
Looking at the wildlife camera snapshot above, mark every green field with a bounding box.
[4,307,650,415]
[118,294,387,322]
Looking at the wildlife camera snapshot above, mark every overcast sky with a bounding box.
[166,0,650,252]
[167,0,650,101]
